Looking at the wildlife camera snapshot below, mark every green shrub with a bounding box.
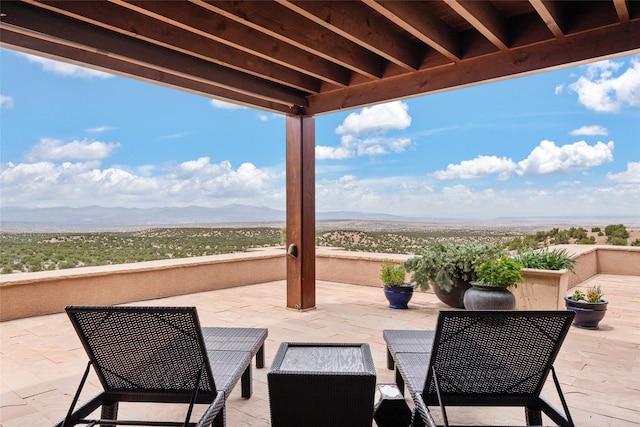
[577,236,595,245]
[609,237,628,246]
[554,231,570,244]
[605,224,629,240]
[512,248,576,272]
[474,257,523,288]
[380,261,406,286]
[403,242,503,292]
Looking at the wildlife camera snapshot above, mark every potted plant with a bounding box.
[403,242,503,308]
[381,261,413,309]
[512,247,576,272]
[464,257,524,310]
[565,285,607,329]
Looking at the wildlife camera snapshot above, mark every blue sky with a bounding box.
[1,48,639,219]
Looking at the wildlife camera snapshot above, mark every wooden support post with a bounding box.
[286,115,316,311]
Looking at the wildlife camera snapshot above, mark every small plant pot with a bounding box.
[464,282,515,310]
[383,284,414,309]
[564,297,608,329]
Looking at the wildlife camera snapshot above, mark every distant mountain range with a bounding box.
[1,205,638,231]
[0,205,409,230]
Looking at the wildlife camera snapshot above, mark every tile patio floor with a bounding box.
[1,274,639,426]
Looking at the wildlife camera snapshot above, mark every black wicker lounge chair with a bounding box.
[384,310,576,427]
[56,305,267,427]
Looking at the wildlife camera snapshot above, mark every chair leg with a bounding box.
[395,369,405,396]
[213,406,225,427]
[411,409,426,427]
[256,344,265,369]
[100,402,118,427]
[241,365,252,398]
[387,347,395,370]
[525,406,543,426]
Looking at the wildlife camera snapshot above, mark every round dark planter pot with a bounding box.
[463,282,515,310]
[383,284,414,309]
[432,278,471,309]
[564,296,608,329]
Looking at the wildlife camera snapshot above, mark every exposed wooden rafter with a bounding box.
[1,0,638,115]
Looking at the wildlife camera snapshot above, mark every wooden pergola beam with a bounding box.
[285,116,316,311]
[306,21,640,115]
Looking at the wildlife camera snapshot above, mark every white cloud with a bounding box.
[570,125,608,136]
[315,145,354,160]
[569,58,640,112]
[3,152,638,217]
[316,174,434,214]
[316,168,640,217]
[318,101,413,160]
[210,99,245,110]
[606,162,640,184]
[160,133,188,140]
[86,126,113,133]
[26,138,121,162]
[516,140,614,176]
[0,94,14,109]
[336,101,411,135]
[0,156,282,208]
[433,156,517,181]
[21,53,113,79]
[314,175,640,219]
[388,138,412,153]
[554,84,564,95]
[165,157,278,198]
[136,165,157,177]
[432,139,616,182]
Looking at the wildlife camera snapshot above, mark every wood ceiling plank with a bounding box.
[115,0,352,87]
[364,0,461,62]
[32,0,322,94]
[0,1,308,107]
[508,12,556,48]
[2,0,637,116]
[613,0,630,23]
[306,21,640,115]
[194,0,385,79]
[278,0,422,71]
[445,0,509,50]
[562,1,620,34]
[529,0,566,37]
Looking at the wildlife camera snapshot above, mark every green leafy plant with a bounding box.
[474,257,524,288]
[403,242,503,292]
[380,261,407,287]
[569,285,604,303]
[568,289,586,301]
[512,248,576,272]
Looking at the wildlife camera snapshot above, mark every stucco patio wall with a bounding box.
[0,249,285,321]
[1,245,638,321]
[315,248,413,287]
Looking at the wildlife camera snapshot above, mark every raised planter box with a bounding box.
[512,268,571,310]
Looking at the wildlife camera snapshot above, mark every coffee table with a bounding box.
[268,342,377,427]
